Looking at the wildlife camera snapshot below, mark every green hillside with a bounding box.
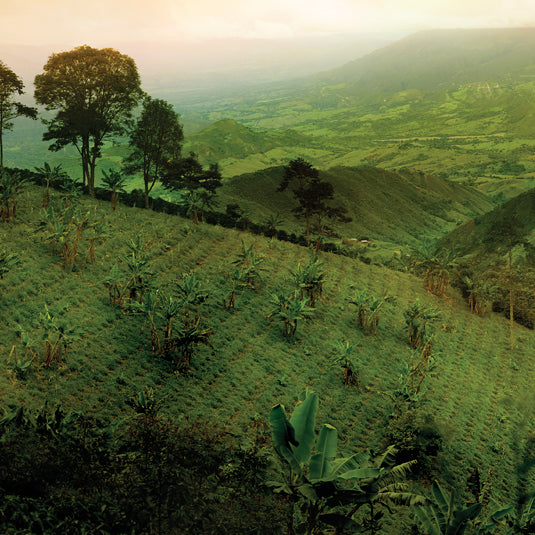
[212,164,494,250]
[1,183,534,532]
[439,186,535,256]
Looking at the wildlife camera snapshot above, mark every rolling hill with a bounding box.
[438,186,535,256]
[212,164,495,249]
[175,28,535,197]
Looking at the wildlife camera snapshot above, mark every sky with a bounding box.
[1,0,534,47]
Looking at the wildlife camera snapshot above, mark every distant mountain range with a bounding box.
[177,28,535,198]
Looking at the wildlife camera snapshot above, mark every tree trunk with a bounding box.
[509,248,514,351]
[144,188,150,209]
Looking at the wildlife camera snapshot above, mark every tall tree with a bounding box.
[124,96,183,209]
[161,152,222,222]
[484,214,529,350]
[278,158,318,245]
[278,158,348,245]
[34,46,143,196]
[0,61,37,170]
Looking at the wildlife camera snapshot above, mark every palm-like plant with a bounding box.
[292,252,326,306]
[415,480,483,534]
[404,300,441,349]
[176,272,208,325]
[348,288,394,335]
[232,240,265,288]
[179,190,202,224]
[462,275,497,315]
[268,291,314,338]
[0,250,19,279]
[101,168,127,210]
[34,162,68,208]
[413,242,457,297]
[39,305,80,367]
[332,340,360,388]
[263,212,284,238]
[0,170,24,221]
[268,390,425,534]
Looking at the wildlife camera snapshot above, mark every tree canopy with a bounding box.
[161,152,222,193]
[34,46,143,196]
[279,158,349,245]
[0,61,37,170]
[124,96,184,209]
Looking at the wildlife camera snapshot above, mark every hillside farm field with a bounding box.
[1,185,534,532]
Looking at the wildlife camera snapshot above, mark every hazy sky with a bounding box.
[1,0,534,47]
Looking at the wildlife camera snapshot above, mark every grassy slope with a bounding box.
[213,164,494,249]
[439,187,535,256]
[1,185,534,529]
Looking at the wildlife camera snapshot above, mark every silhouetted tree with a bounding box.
[278,158,349,245]
[124,96,183,209]
[0,61,37,170]
[161,152,222,222]
[34,46,143,196]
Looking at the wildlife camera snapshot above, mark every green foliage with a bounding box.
[348,288,394,335]
[268,290,315,339]
[34,45,143,195]
[0,169,25,221]
[332,340,360,388]
[461,275,498,315]
[0,403,286,534]
[125,96,184,208]
[404,300,441,349]
[232,240,265,288]
[415,480,483,534]
[34,161,68,208]
[39,304,80,367]
[0,60,37,169]
[292,251,326,306]
[39,203,97,271]
[0,250,19,279]
[268,390,425,534]
[101,167,127,210]
[103,236,153,305]
[7,329,36,379]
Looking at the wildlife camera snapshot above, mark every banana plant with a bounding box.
[0,250,19,279]
[404,300,441,349]
[332,340,360,388]
[101,168,127,211]
[232,240,265,288]
[414,480,483,534]
[176,272,208,325]
[39,305,80,367]
[34,162,68,208]
[292,252,326,306]
[348,288,394,335]
[268,390,425,534]
[0,170,24,221]
[267,291,315,338]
